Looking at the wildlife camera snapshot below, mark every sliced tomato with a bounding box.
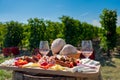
[14,60,28,66]
[40,62,48,66]
[40,64,54,69]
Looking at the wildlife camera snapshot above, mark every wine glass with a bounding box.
[81,40,93,59]
[39,41,50,56]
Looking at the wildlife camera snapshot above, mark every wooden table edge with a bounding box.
[0,65,100,78]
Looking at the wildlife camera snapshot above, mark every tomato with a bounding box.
[14,60,28,66]
[40,63,54,69]
[36,53,41,59]
[40,65,48,69]
[19,60,28,65]
[40,62,48,66]
[69,62,74,68]
[15,61,19,66]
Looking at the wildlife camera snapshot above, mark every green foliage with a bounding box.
[60,16,82,46]
[21,24,30,48]
[99,29,108,50]
[60,16,101,46]
[116,26,120,34]
[81,22,100,40]
[100,9,117,51]
[28,18,46,50]
[3,21,24,47]
[0,23,6,45]
[0,15,110,49]
[116,26,120,46]
[45,20,64,44]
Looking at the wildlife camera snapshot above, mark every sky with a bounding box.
[0,0,120,27]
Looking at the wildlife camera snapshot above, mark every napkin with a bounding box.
[70,59,100,72]
[78,67,96,72]
[81,59,100,67]
[69,65,97,72]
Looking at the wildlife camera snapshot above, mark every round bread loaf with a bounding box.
[51,38,66,54]
[60,44,77,55]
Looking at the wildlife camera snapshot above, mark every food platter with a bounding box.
[0,54,101,78]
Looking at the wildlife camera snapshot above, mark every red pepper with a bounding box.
[19,60,28,65]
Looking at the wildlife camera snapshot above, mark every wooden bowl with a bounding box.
[67,53,81,59]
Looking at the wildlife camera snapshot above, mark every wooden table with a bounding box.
[0,65,102,80]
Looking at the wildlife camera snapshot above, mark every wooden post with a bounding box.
[12,71,24,80]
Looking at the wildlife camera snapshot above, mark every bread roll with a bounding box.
[60,44,77,55]
[51,38,66,54]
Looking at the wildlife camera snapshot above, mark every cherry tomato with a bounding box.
[37,53,41,59]
[69,62,74,68]
[14,60,28,66]
[40,62,48,66]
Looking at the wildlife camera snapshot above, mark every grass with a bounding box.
[101,55,120,80]
[0,55,12,80]
[0,53,120,80]
[0,70,12,80]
